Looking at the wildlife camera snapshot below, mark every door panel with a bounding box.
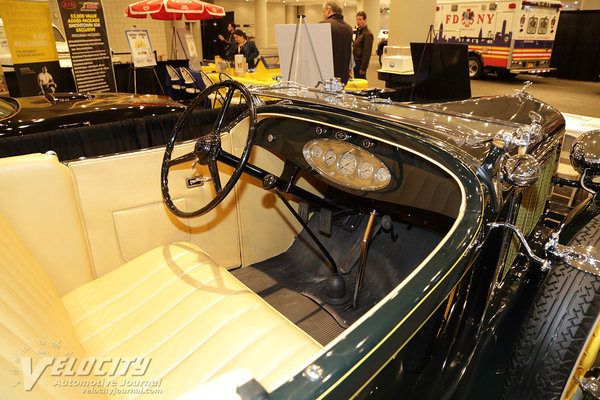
[68,139,241,278]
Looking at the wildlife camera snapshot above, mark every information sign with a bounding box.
[126,30,156,68]
[58,0,116,93]
[0,0,62,96]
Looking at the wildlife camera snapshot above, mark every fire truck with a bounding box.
[434,0,562,78]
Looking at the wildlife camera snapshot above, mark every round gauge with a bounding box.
[375,167,391,183]
[323,150,337,167]
[358,162,374,179]
[338,152,357,176]
[311,145,323,159]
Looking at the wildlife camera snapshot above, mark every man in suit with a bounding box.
[319,0,353,84]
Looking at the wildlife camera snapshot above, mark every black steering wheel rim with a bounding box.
[161,80,257,218]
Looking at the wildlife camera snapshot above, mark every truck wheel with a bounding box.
[468,55,484,79]
[503,220,600,400]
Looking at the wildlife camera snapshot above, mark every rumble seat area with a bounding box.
[0,210,321,398]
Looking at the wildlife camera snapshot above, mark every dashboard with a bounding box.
[254,115,461,228]
[256,116,401,196]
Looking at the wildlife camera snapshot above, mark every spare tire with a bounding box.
[503,216,600,400]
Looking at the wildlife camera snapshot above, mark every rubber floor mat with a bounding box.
[232,212,442,345]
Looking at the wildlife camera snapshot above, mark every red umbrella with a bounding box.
[125,0,225,20]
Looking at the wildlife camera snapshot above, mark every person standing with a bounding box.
[319,0,353,85]
[352,11,374,80]
[218,23,236,58]
[226,30,260,69]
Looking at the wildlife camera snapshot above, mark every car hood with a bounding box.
[252,86,565,163]
[0,93,185,136]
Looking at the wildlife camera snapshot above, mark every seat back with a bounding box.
[166,64,183,82]
[179,67,202,94]
[0,154,95,295]
[199,69,215,88]
[0,212,103,399]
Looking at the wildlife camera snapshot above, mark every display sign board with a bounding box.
[0,0,62,96]
[125,30,156,68]
[185,33,198,58]
[275,23,334,88]
[410,43,471,101]
[58,0,116,93]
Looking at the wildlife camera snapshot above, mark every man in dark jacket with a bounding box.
[352,11,374,79]
[319,0,353,84]
[218,23,236,58]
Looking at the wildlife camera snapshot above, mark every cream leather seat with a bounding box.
[0,211,321,399]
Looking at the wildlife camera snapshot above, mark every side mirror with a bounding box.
[570,129,600,177]
[501,154,541,188]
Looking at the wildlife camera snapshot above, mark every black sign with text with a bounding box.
[58,0,116,92]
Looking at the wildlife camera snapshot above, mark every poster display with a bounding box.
[126,30,156,68]
[0,0,62,96]
[185,33,198,58]
[58,0,116,92]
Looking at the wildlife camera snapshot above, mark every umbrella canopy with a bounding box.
[125,0,225,20]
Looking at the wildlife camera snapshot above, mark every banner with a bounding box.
[0,0,63,96]
[58,0,116,93]
[125,30,156,68]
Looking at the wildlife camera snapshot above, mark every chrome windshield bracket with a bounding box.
[487,222,550,271]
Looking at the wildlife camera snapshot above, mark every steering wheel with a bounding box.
[161,80,257,218]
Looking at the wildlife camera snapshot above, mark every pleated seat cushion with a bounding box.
[0,212,105,399]
[62,242,322,398]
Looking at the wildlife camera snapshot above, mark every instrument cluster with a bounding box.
[303,138,391,191]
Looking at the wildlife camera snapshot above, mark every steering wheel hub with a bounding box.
[194,133,221,164]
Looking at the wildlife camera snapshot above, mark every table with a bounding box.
[206,68,368,91]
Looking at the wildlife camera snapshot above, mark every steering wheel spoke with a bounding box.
[162,80,257,218]
[166,152,197,168]
[208,159,222,193]
[212,87,236,134]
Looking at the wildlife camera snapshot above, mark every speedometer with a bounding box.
[338,152,357,176]
[303,139,391,191]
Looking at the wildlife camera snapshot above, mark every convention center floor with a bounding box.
[366,67,600,118]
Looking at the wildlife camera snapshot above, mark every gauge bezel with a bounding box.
[303,138,391,191]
